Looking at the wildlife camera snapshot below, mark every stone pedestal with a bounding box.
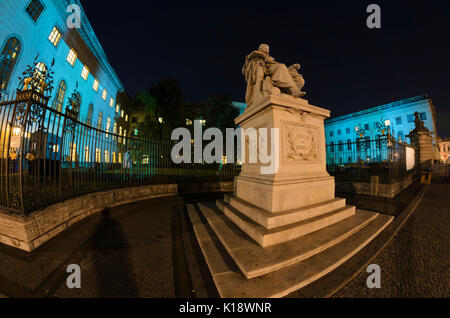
[218,95,354,247]
[408,131,434,170]
[188,94,393,297]
[407,114,434,171]
[234,95,334,213]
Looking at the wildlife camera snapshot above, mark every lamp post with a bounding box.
[158,117,163,139]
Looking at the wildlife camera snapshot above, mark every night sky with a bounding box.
[79,0,450,137]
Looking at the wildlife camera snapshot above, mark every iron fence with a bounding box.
[0,90,240,214]
[326,136,419,184]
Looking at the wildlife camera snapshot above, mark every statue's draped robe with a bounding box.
[266,62,298,90]
[242,50,302,105]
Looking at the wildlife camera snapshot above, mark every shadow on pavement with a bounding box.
[92,209,139,298]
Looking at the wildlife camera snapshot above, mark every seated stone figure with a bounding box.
[242,44,306,107]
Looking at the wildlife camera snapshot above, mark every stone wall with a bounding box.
[336,173,418,198]
[0,184,178,252]
[0,181,235,252]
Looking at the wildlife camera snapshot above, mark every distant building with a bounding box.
[438,138,450,163]
[0,0,128,133]
[232,102,247,117]
[325,95,439,161]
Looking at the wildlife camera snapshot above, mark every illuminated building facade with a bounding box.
[325,95,439,162]
[0,0,127,132]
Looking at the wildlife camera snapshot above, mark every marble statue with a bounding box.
[242,44,306,106]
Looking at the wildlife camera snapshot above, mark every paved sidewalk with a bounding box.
[0,193,222,298]
[0,174,447,298]
[334,172,450,298]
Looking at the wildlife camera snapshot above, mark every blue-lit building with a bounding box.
[232,102,247,117]
[0,0,127,131]
[324,95,439,162]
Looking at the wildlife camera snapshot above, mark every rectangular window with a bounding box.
[121,110,124,118]
[48,26,62,47]
[66,48,77,66]
[84,146,90,162]
[420,112,427,121]
[26,0,44,22]
[70,143,77,161]
[110,98,114,107]
[407,114,415,123]
[116,104,120,113]
[346,128,351,134]
[337,129,341,136]
[96,148,101,163]
[81,65,89,80]
[93,78,99,92]
[186,119,193,126]
[395,117,402,125]
[364,124,369,130]
[102,89,107,100]
[329,131,334,137]
[125,114,129,122]
[347,139,352,151]
[105,150,109,163]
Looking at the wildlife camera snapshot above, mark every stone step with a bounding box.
[224,194,347,229]
[187,203,393,298]
[198,202,378,279]
[217,200,356,247]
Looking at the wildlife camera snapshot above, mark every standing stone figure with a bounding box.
[242,44,306,107]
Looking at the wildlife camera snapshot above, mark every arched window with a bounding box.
[52,80,66,112]
[97,112,103,130]
[0,37,21,91]
[34,62,47,92]
[35,62,47,79]
[86,104,93,126]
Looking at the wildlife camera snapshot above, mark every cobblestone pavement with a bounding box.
[0,193,222,298]
[334,172,450,298]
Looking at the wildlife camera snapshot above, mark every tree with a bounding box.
[200,94,239,133]
[147,77,186,138]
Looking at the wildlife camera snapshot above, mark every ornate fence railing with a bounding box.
[326,136,419,184]
[0,90,240,214]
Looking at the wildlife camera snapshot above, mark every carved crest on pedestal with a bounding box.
[283,123,319,162]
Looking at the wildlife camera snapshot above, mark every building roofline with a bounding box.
[59,0,124,91]
[325,94,430,125]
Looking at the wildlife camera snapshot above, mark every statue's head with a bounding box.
[258,44,270,54]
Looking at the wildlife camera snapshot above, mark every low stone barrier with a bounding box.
[0,184,178,252]
[178,181,234,194]
[0,181,235,252]
[336,173,419,198]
